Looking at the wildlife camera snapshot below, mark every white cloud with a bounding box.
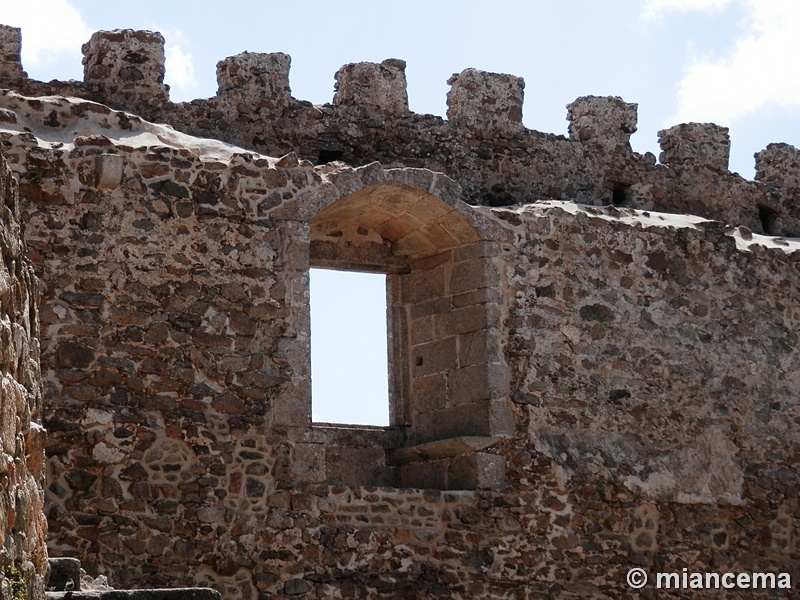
[1,0,92,67]
[642,0,734,21]
[162,30,198,102]
[671,0,800,124]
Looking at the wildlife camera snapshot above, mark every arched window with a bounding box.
[278,167,513,489]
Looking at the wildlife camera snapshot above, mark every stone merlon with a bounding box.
[81,29,169,109]
[446,68,525,130]
[0,25,24,80]
[567,95,638,150]
[658,122,731,172]
[216,51,292,112]
[334,59,409,113]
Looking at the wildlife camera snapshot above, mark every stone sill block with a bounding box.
[391,435,501,465]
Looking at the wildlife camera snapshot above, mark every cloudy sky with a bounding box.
[3,0,799,424]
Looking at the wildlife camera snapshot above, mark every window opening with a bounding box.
[758,206,778,235]
[309,268,389,426]
[610,182,631,207]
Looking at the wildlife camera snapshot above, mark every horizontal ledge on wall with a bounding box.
[390,435,502,465]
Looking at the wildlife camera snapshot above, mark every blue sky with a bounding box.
[3,1,799,425]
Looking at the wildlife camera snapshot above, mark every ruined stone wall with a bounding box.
[0,85,798,597]
[2,26,800,238]
[0,153,47,598]
[1,24,800,599]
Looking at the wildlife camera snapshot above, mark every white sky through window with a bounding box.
[310,268,389,426]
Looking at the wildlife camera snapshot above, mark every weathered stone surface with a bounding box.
[658,122,730,171]
[1,24,800,600]
[447,68,524,130]
[216,52,291,117]
[567,95,638,151]
[0,25,25,80]
[47,590,220,600]
[47,557,81,591]
[0,153,47,599]
[333,59,408,114]
[82,29,169,111]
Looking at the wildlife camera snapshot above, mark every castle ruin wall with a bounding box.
[0,26,799,599]
[0,150,47,599]
[2,27,800,238]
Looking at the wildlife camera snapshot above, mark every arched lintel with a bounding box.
[273,162,513,250]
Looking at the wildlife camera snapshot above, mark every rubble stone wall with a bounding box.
[0,152,47,598]
[0,25,799,600]
[2,26,800,237]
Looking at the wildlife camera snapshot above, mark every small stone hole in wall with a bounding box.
[318,149,344,164]
[309,268,389,426]
[415,357,423,366]
[610,182,631,207]
[758,206,778,235]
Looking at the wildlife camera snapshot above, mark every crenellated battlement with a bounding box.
[2,25,800,236]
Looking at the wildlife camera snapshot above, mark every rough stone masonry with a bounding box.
[0,25,799,599]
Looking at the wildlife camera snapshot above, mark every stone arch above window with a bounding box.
[276,164,514,489]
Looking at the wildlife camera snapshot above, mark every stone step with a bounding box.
[47,557,220,600]
[47,590,221,600]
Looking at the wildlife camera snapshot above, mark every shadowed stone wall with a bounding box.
[0,152,47,598]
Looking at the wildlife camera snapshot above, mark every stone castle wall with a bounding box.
[0,25,799,599]
[0,152,47,598]
[2,26,800,239]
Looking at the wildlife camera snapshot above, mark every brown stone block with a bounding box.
[95,154,124,190]
[410,250,452,272]
[412,336,457,377]
[439,212,482,245]
[449,258,496,295]
[448,452,505,490]
[272,379,311,426]
[435,304,487,337]
[402,265,445,304]
[376,184,426,216]
[327,446,393,486]
[448,364,489,406]
[400,458,449,490]
[410,315,434,345]
[452,241,497,262]
[392,229,438,258]
[457,330,489,368]
[411,373,447,413]
[291,442,326,482]
[452,287,499,309]
[377,214,422,242]
[409,297,450,320]
[415,403,490,442]
[420,221,459,252]
[488,398,515,436]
